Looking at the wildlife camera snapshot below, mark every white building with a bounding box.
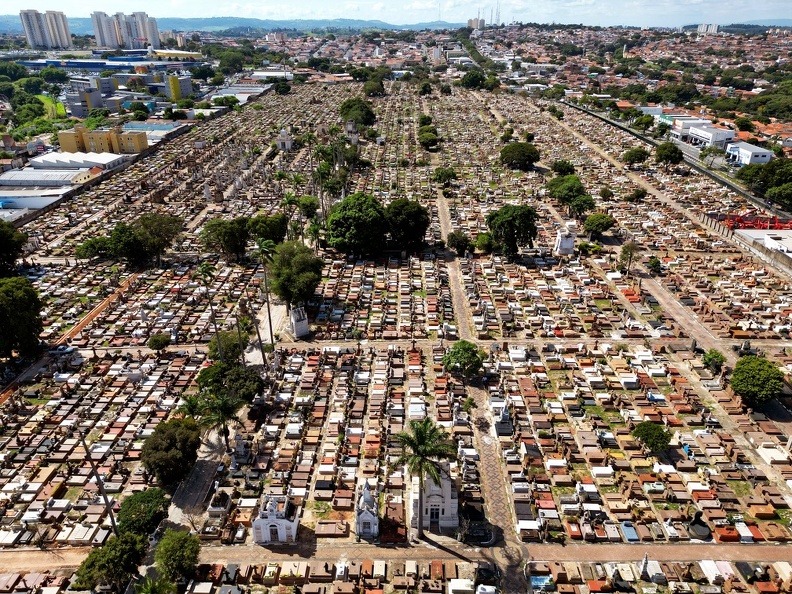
[553,229,575,256]
[697,24,720,35]
[19,10,71,49]
[275,130,293,151]
[688,125,735,148]
[252,495,300,544]
[91,11,160,49]
[355,481,379,539]
[726,141,773,166]
[410,461,459,532]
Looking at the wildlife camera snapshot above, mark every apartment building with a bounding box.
[91,11,160,49]
[59,124,148,155]
[19,10,72,49]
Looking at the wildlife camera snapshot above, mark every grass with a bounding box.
[775,509,791,527]
[36,94,67,118]
[727,480,753,498]
[310,501,331,520]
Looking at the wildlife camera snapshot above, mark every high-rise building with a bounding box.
[697,23,720,35]
[466,17,485,30]
[19,10,72,49]
[91,11,160,49]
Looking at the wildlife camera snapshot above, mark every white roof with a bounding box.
[29,152,124,169]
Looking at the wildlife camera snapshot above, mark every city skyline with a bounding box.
[5,0,792,28]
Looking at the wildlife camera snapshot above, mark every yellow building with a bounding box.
[58,124,148,155]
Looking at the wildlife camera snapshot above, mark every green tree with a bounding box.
[599,187,614,200]
[155,529,200,582]
[0,277,42,358]
[418,131,439,149]
[117,488,169,535]
[475,232,496,254]
[134,213,183,267]
[551,160,576,176]
[268,241,323,310]
[631,421,671,454]
[195,261,225,362]
[418,114,432,127]
[0,220,27,277]
[386,198,430,252]
[197,362,263,403]
[703,349,726,373]
[461,69,485,89]
[583,213,617,239]
[499,142,540,171]
[248,213,288,244]
[632,114,655,132]
[622,147,651,167]
[442,340,485,378]
[620,241,641,276]
[73,533,147,591]
[208,330,248,364]
[567,194,596,220]
[136,576,176,594]
[646,255,663,275]
[200,217,250,262]
[486,204,538,258]
[734,117,755,132]
[363,79,385,96]
[446,230,473,255]
[339,97,376,126]
[147,333,171,353]
[730,355,784,407]
[546,174,586,204]
[141,418,201,489]
[432,167,457,186]
[326,192,389,256]
[655,142,684,170]
[393,418,457,538]
[200,389,244,451]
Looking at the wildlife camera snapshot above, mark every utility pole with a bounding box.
[79,431,119,536]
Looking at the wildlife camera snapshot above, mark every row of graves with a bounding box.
[479,343,792,544]
[528,559,792,594]
[197,345,482,548]
[308,255,456,341]
[0,350,205,548]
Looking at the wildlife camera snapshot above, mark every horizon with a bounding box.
[4,0,792,29]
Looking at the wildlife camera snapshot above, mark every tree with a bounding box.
[147,333,171,353]
[136,576,176,594]
[646,256,663,275]
[268,241,323,310]
[418,81,432,95]
[141,418,201,489]
[461,69,485,89]
[631,421,671,454]
[195,262,225,363]
[620,241,640,276]
[583,213,616,239]
[546,174,586,205]
[339,97,376,126]
[386,198,430,252]
[432,167,457,186]
[197,362,263,403]
[73,533,147,591]
[567,194,596,220]
[393,418,457,538]
[632,114,655,132]
[208,330,248,364]
[734,117,755,132]
[499,142,540,171]
[155,529,200,582]
[442,340,484,378]
[486,204,538,258]
[117,488,169,535]
[703,349,726,373]
[418,132,439,150]
[655,142,684,170]
[326,192,389,256]
[0,277,42,358]
[274,81,290,95]
[200,389,244,451]
[730,355,784,407]
[418,114,432,127]
[248,213,288,244]
[363,79,385,96]
[766,183,792,209]
[446,230,473,255]
[200,217,250,262]
[0,220,27,277]
[254,238,277,350]
[551,160,576,176]
[622,147,650,167]
[475,232,495,254]
[599,187,614,200]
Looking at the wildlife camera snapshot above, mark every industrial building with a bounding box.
[726,141,774,166]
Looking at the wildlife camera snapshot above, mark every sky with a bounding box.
[7,0,792,27]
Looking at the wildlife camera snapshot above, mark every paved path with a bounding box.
[169,431,225,524]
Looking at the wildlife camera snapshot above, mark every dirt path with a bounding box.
[0,547,92,572]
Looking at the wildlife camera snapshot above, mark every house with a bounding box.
[726,142,773,166]
[410,461,459,532]
[252,494,300,544]
[355,480,379,539]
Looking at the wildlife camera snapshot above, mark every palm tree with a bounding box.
[195,261,224,363]
[254,239,277,348]
[199,389,243,451]
[393,417,457,539]
[273,170,289,198]
[280,192,299,239]
[177,392,204,419]
[136,576,175,594]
